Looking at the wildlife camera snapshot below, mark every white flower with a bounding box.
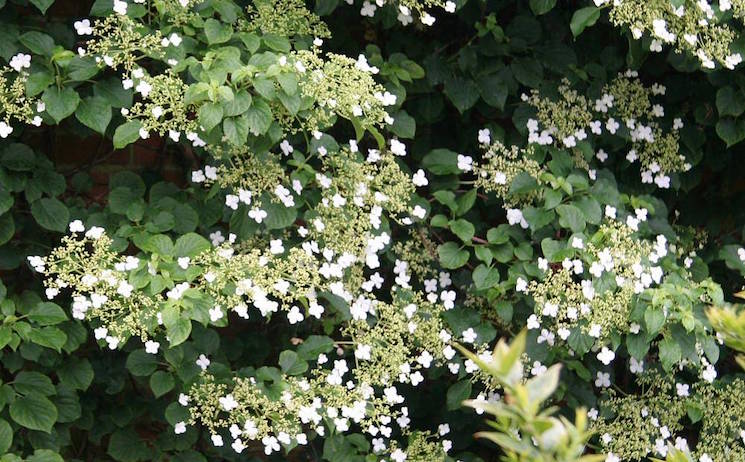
[676,382,690,397]
[597,347,615,365]
[287,306,304,324]
[177,257,190,269]
[390,139,406,156]
[174,422,186,434]
[209,306,223,322]
[144,340,159,354]
[630,357,644,374]
[420,12,435,26]
[135,80,152,97]
[0,122,12,138]
[478,128,490,144]
[412,169,428,186]
[69,220,85,233]
[595,371,610,388]
[211,434,224,447]
[531,361,547,376]
[457,154,473,171]
[168,33,182,46]
[74,19,93,35]
[196,354,210,370]
[444,1,456,12]
[113,0,128,15]
[219,394,239,411]
[9,53,31,72]
[355,344,372,360]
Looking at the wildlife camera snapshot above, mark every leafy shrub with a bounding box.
[0,0,745,461]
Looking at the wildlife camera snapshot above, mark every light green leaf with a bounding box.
[204,19,233,44]
[198,102,223,132]
[174,233,211,257]
[438,242,470,269]
[570,6,601,37]
[450,219,475,243]
[113,122,145,152]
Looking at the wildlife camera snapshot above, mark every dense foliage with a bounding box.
[1,0,745,461]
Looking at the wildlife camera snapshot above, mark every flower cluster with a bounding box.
[593,373,745,461]
[243,0,331,39]
[0,65,43,137]
[472,140,545,206]
[595,0,744,69]
[524,72,689,188]
[293,50,397,131]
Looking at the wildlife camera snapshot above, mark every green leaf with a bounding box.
[477,74,508,110]
[644,308,665,334]
[2,143,35,171]
[244,100,273,135]
[27,326,67,351]
[42,87,80,123]
[108,187,139,215]
[13,371,55,396]
[449,219,475,243]
[204,18,233,44]
[422,149,460,175]
[113,121,143,149]
[28,302,68,326]
[9,392,57,433]
[29,0,54,13]
[126,350,158,377]
[438,242,469,269]
[27,450,63,462]
[570,6,601,37]
[279,350,308,375]
[716,86,745,117]
[31,198,69,232]
[529,0,556,15]
[174,233,211,257]
[263,201,297,230]
[556,204,586,232]
[446,380,472,410]
[57,358,94,390]
[223,116,249,145]
[659,337,682,371]
[716,118,745,147]
[166,317,191,347]
[149,371,175,398]
[26,71,54,97]
[297,335,334,360]
[444,77,480,113]
[511,58,543,88]
[390,110,415,138]
[0,418,11,454]
[19,31,54,56]
[473,264,500,290]
[75,96,112,134]
[198,102,223,132]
